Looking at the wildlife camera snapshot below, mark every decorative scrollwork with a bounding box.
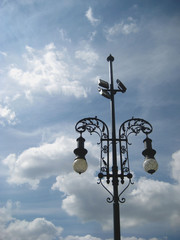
[97,177,114,203]
[119,117,153,141]
[75,116,109,139]
[118,178,134,203]
[75,116,110,188]
[97,174,134,204]
[117,117,152,197]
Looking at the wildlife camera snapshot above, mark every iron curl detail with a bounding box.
[118,179,134,203]
[75,116,110,188]
[97,177,114,203]
[118,118,152,189]
[119,117,153,141]
[75,116,109,140]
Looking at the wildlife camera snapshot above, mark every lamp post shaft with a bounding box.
[107,55,121,240]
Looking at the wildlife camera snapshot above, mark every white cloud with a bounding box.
[121,238,162,240]
[85,7,100,26]
[4,218,62,240]
[122,238,145,240]
[0,201,113,240]
[171,150,180,183]
[0,201,15,225]
[105,17,139,41]
[52,171,113,231]
[63,235,102,240]
[0,104,16,125]
[75,46,99,65]
[3,136,75,189]
[8,43,88,99]
[123,178,180,229]
[3,136,100,190]
[0,202,63,240]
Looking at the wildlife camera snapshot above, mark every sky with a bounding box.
[0,0,180,239]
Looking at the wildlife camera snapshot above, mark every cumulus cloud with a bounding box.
[8,43,88,99]
[85,7,100,26]
[3,136,75,189]
[0,201,15,225]
[63,235,102,240]
[0,201,114,240]
[122,178,180,229]
[122,238,161,240]
[105,17,139,41]
[0,104,16,125]
[52,171,113,231]
[171,150,180,183]
[3,135,100,190]
[0,201,62,240]
[52,149,180,235]
[4,218,62,240]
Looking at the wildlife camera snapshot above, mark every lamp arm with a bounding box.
[75,117,110,181]
[118,117,153,181]
[75,116,109,137]
[119,117,153,140]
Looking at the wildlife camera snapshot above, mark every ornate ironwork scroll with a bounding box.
[117,117,153,201]
[119,117,153,140]
[75,116,110,182]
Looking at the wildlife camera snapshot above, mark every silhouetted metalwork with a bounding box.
[73,55,158,240]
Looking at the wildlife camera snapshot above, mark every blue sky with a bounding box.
[0,0,180,239]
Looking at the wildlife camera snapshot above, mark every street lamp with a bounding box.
[73,136,88,174]
[73,55,158,240]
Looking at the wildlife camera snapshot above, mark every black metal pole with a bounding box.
[107,55,121,240]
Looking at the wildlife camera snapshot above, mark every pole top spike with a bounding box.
[107,54,114,62]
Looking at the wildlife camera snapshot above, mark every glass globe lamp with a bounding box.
[142,136,158,174]
[143,157,158,174]
[73,135,88,174]
[73,157,88,174]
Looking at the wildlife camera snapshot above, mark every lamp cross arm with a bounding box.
[119,117,153,138]
[75,117,109,138]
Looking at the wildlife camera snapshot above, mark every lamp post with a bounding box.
[73,55,158,240]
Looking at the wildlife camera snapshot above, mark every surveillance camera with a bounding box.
[98,79,109,89]
[98,88,111,99]
[116,79,127,93]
